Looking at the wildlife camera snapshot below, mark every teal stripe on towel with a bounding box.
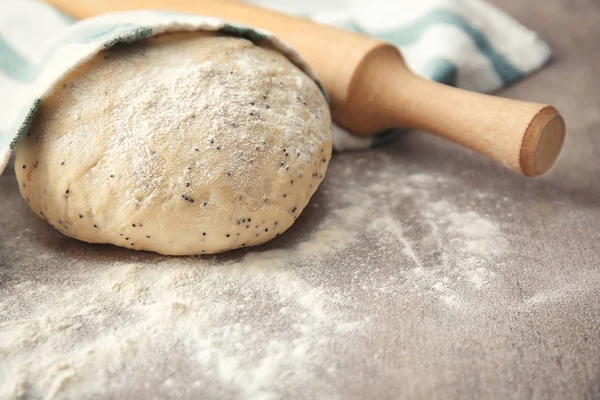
[375,9,523,85]
[336,20,366,33]
[0,35,36,82]
[372,128,407,147]
[422,58,458,86]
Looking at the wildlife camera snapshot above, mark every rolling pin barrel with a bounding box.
[44,0,566,176]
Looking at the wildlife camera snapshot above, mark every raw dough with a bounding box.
[14,32,332,255]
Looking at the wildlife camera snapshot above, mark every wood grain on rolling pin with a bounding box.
[45,0,566,176]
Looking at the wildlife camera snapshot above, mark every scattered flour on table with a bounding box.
[0,164,508,399]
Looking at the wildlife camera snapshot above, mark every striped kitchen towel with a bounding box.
[0,0,551,173]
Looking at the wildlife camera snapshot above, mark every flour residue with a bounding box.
[1,164,507,399]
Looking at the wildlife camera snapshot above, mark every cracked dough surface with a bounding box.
[14,32,332,255]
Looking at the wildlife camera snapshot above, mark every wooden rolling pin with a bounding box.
[46,0,566,176]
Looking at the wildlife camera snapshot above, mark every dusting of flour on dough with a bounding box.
[15,33,331,255]
[1,161,508,399]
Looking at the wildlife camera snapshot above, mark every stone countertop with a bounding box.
[1,0,599,398]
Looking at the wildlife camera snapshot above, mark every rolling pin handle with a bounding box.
[340,44,566,176]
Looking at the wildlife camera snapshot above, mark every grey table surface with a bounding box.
[1,0,599,399]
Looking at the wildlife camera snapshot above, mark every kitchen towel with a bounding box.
[0,0,552,173]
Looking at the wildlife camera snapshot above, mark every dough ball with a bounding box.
[15,32,332,255]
